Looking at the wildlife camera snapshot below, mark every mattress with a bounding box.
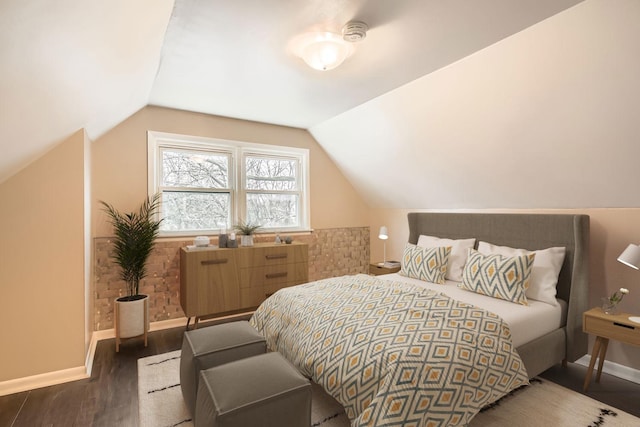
[379,273,565,348]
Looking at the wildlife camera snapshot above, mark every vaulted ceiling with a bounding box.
[5,0,640,209]
[0,0,585,184]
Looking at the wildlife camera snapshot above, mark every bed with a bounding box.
[404,212,590,377]
[251,212,590,426]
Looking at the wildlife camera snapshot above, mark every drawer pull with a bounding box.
[266,254,288,260]
[614,322,635,330]
[201,259,228,265]
[266,272,288,279]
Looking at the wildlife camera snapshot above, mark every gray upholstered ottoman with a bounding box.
[180,321,266,418]
[195,352,311,427]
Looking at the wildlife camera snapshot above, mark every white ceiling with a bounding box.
[150,0,584,128]
[0,0,173,183]
[0,0,584,184]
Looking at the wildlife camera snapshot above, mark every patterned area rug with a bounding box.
[138,351,639,427]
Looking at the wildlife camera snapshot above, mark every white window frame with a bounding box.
[147,131,310,237]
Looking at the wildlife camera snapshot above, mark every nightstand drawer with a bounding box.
[584,314,640,346]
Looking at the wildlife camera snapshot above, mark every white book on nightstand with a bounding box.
[382,261,400,268]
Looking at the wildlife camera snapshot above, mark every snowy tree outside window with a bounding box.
[147,131,309,236]
[245,156,299,228]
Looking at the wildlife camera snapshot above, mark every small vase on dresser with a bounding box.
[601,297,619,315]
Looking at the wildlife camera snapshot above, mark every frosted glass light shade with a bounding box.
[378,226,388,240]
[291,32,353,71]
[618,244,640,269]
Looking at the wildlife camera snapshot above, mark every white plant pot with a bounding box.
[240,235,254,246]
[115,294,149,351]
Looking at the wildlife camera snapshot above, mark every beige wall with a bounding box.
[0,129,88,382]
[311,1,640,211]
[370,208,640,372]
[92,106,369,238]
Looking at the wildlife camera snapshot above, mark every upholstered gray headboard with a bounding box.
[407,212,590,363]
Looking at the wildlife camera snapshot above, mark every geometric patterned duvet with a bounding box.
[250,274,529,426]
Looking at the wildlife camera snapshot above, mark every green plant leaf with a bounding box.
[100,193,163,297]
[233,220,262,235]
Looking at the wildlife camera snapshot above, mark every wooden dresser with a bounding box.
[180,242,308,325]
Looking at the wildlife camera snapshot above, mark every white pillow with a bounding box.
[417,235,476,282]
[477,241,566,306]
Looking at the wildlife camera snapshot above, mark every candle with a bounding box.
[230,232,236,240]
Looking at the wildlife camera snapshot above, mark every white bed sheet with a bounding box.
[379,273,564,348]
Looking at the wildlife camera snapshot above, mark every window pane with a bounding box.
[161,191,230,231]
[246,193,299,228]
[245,157,296,191]
[162,150,229,188]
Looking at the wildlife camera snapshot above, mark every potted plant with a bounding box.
[234,221,262,246]
[100,193,163,351]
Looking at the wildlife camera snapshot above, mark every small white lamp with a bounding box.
[378,226,388,267]
[617,244,640,269]
[616,243,640,324]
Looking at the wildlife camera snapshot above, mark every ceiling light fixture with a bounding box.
[291,21,368,71]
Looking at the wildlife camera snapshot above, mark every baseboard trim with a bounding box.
[0,365,89,397]
[0,317,190,397]
[84,332,99,378]
[575,355,640,385]
[92,317,190,342]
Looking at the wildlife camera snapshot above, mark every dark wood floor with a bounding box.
[539,363,640,419]
[1,325,639,426]
[0,327,184,427]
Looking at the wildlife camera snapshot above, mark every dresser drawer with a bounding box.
[187,248,234,266]
[239,263,308,288]
[236,243,307,268]
[180,248,240,317]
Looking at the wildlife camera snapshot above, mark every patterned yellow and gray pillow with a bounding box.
[460,249,536,305]
[400,243,451,284]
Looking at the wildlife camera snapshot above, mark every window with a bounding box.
[148,131,309,236]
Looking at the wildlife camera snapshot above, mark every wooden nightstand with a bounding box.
[582,307,640,391]
[369,263,401,276]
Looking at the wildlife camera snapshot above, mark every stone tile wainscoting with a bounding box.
[94,227,370,331]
